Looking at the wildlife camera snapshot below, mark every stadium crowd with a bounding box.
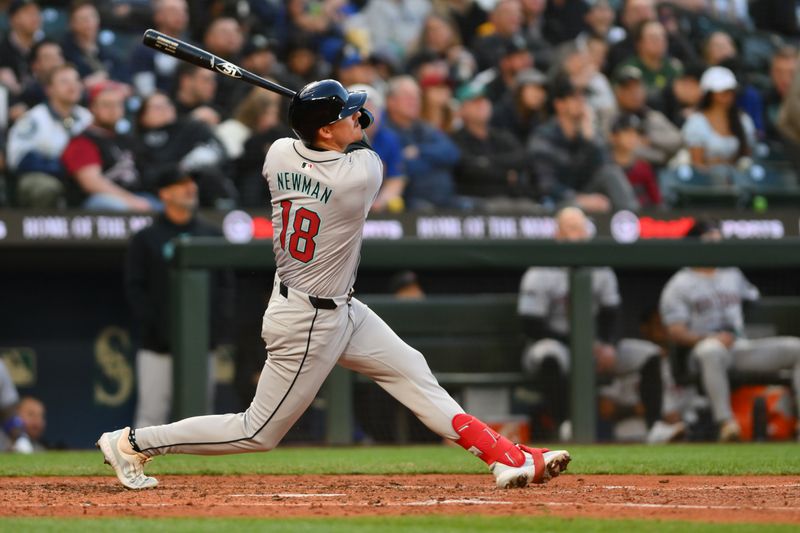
[0,0,799,213]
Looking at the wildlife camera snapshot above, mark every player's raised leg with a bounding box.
[338,298,570,488]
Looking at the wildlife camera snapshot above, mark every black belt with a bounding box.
[279,281,338,309]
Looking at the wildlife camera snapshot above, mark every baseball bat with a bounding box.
[141,29,296,98]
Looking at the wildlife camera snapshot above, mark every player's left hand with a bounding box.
[358,108,374,130]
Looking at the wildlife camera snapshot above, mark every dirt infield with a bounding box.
[1,474,799,524]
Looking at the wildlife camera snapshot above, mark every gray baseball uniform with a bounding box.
[133,137,464,456]
[518,267,659,377]
[659,267,800,423]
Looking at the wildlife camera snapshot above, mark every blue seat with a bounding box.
[660,165,743,208]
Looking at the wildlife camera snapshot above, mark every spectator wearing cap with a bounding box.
[616,20,682,109]
[659,62,705,128]
[611,64,682,167]
[173,63,221,126]
[479,34,534,104]
[6,64,91,207]
[450,82,534,210]
[472,0,526,71]
[527,75,639,213]
[555,40,616,135]
[133,91,237,208]
[61,0,129,87]
[8,39,64,122]
[125,165,234,428]
[384,75,464,211]
[349,83,407,213]
[763,46,798,148]
[129,0,189,97]
[491,67,548,144]
[406,13,477,87]
[61,81,156,211]
[444,0,488,49]
[609,113,661,207]
[418,68,457,133]
[0,0,43,98]
[682,66,756,174]
[334,44,376,88]
[283,34,329,87]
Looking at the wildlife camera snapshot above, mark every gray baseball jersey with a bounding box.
[659,267,759,336]
[518,267,621,336]
[264,138,383,297]
[133,137,465,457]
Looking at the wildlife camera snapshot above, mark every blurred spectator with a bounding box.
[764,46,798,146]
[778,58,800,174]
[555,40,616,135]
[581,0,625,44]
[418,70,457,133]
[406,13,477,87]
[542,0,589,45]
[333,44,377,88]
[61,81,155,211]
[17,396,46,451]
[701,32,764,136]
[390,270,425,299]
[283,34,329,86]
[518,206,666,442]
[617,20,683,109]
[528,76,639,213]
[173,63,221,126]
[130,0,190,97]
[0,360,33,453]
[219,86,289,207]
[345,0,431,64]
[450,82,534,210]
[6,64,91,207]
[472,0,524,71]
[481,34,534,104]
[384,75,463,211]
[491,67,549,145]
[9,38,64,122]
[61,0,128,85]
[611,64,682,167]
[443,0,488,49]
[126,165,234,427]
[702,0,752,28]
[133,91,237,208]
[609,113,661,208]
[0,0,43,100]
[750,0,800,37]
[349,83,407,213]
[660,61,704,128]
[519,0,554,71]
[659,219,800,442]
[606,0,695,75]
[237,34,303,94]
[285,0,347,39]
[682,66,755,175]
[202,16,245,117]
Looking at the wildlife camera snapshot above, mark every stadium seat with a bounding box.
[738,160,800,207]
[660,165,743,208]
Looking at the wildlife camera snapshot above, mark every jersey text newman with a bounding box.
[276,172,334,204]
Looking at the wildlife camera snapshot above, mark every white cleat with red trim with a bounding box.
[491,445,570,489]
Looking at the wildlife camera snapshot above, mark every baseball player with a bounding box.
[659,219,800,441]
[97,79,570,490]
[519,207,673,442]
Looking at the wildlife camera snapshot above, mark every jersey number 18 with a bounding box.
[279,200,320,263]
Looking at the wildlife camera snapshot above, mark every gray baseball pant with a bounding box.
[691,336,800,423]
[133,285,463,456]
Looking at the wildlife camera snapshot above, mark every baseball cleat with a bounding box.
[491,445,570,489]
[96,427,158,490]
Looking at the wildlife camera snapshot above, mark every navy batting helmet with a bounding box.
[288,79,367,143]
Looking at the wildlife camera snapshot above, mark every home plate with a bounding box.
[406,499,513,506]
[229,493,345,498]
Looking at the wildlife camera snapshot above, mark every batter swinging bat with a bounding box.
[141,29,296,98]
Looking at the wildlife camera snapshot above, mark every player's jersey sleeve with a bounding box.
[732,268,760,302]
[659,271,691,326]
[518,268,550,317]
[595,268,621,308]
